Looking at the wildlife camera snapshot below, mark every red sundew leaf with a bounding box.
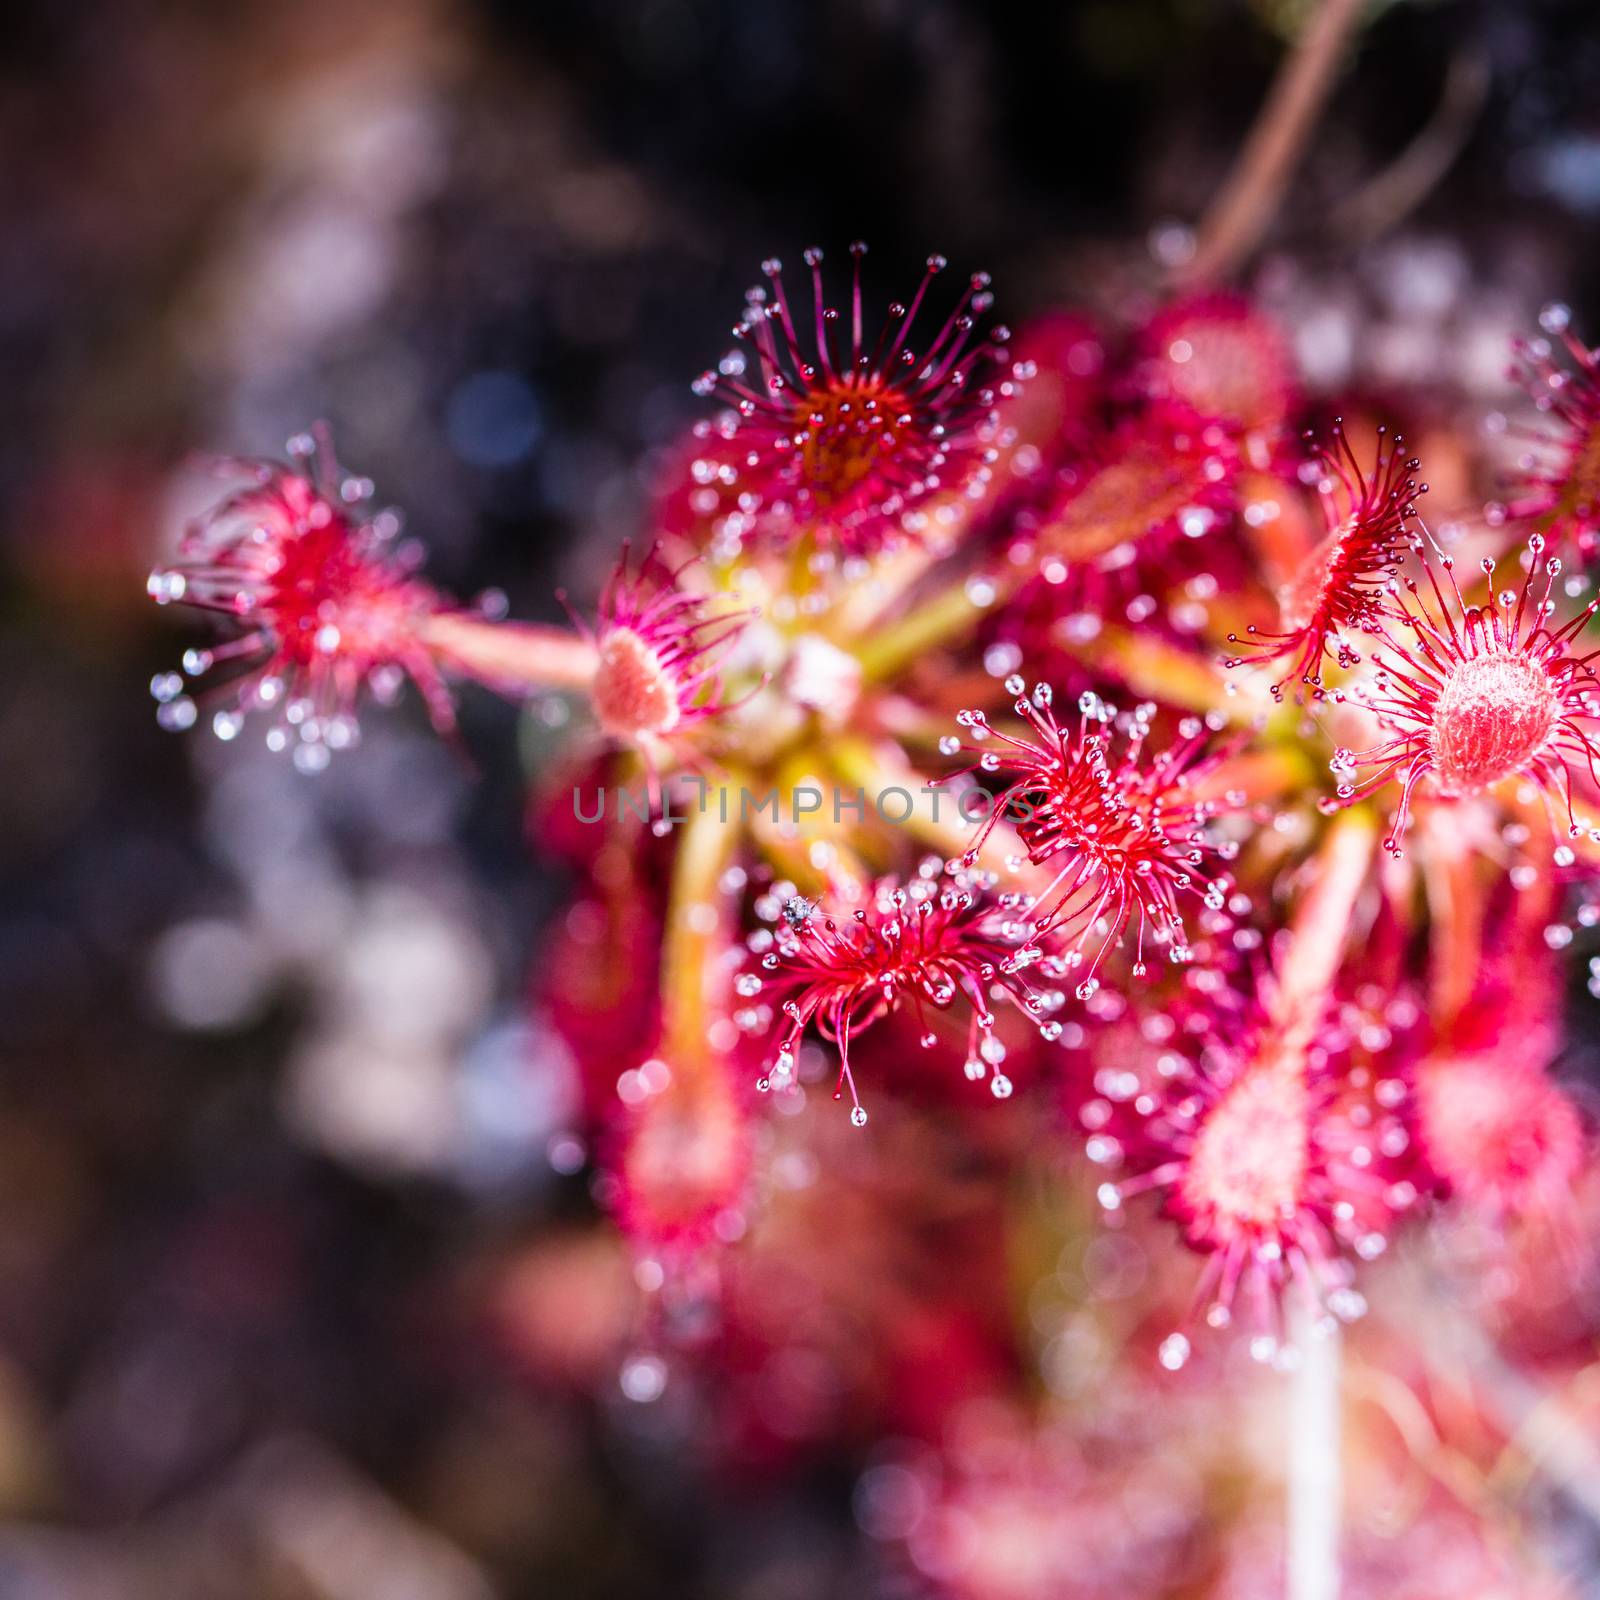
[562,540,757,746]
[1503,305,1600,563]
[1129,290,1300,440]
[737,870,1071,1123]
[1226,421,1423,703]
[1076,977,1425,1351]
[692,244,1012,556]
[146,423,456,766]
[605,1051,754,1259]
[1415,1053,1585,1220]
[948,682,1247,995]
[1326,531,1600,858]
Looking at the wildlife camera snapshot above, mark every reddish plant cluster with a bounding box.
[145,251,1600,1382]
[983,295,1287,678]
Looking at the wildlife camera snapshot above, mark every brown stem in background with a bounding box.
[1176,0,1368,287]
[1327,48,1491,244]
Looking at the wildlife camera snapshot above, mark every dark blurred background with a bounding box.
[0,1,1598,1595]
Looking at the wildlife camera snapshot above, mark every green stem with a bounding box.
[855,577,1000,684]
[1177,0,1368,286]
[660,777,747,1062]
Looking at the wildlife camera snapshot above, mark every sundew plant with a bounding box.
[139,7,1600,1597]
